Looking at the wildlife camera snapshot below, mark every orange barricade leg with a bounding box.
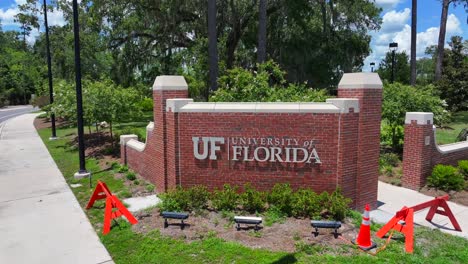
[425,198,461,232]
[86,180,113,209]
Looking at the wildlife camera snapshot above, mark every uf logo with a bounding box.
[192,137,225,160]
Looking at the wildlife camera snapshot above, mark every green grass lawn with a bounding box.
[436,111,468,145]
[38,124,468,264]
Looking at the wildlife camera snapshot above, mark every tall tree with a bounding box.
[208,0,218,93]
[377,51,411,85]
[257,0,267,63]
[435,0,451,81]
[410,0,417,86]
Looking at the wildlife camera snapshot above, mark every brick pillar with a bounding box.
[166,99,193,190]
[152,76,189,192]
[337,73,383,210]
[402,112,434,190]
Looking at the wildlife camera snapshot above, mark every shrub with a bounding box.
[458,160,468,179]
[158,187,190,212]
[267,183,293,216]
[137,97,153,112]
[211,184,239,211]
[379,153,400,168]
[30,95,49,108]
[291,189,321,218]
[240,183,266,213]
[264,206,286,226]
[187,185,210,210]
[428,164,465,191]
[327,189,352,221]
[146,184,155,192]
[126,172,136,181]
[117,165,129,173]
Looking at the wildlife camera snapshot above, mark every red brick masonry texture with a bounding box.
[121,74,383,209]
[402,113,468,190]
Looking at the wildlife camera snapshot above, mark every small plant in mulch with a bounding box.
[126,172,137,181]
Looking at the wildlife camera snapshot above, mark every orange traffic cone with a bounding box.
[354,204,376,251]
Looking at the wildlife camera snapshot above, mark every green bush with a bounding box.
[126,172,136,181]
[291,189,321,218]
[267,183,293,216]
[158,187,190,212]
[458,160,468,179]
[240,183,266,213]
[137,97,153,112]
[379,153,400,168]
[117,165,129,173]
[327,189,352,221]
[428,164,465,191]
[264,206,287,226]
[187,185,210,210]
[146,184,155,192]
[211,184,239,211]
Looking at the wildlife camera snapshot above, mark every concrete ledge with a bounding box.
[326,98,359,113]
[172,102,341,113]
[153,75,188,91]
[338,73,383,89]
[120,134,138,145]
[405,112,433,125]
[127,139,146,152]
[166,99,194,112]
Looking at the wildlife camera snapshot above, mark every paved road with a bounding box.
[0,113,114,264]
[0,105,36,124]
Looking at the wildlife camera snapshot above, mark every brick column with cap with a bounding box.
[152,76,189,192]
[337,73,383,209]
[402,112,434,190]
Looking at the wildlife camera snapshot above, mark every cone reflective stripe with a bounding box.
[354,204,376,251]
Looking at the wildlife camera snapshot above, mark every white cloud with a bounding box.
[364,12,463,71]
[381,8,410,33]
[374,0,403,10]
[0,7,20,26]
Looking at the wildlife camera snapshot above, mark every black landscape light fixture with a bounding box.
[389,42,398,83]
[370,62,375,72]
[72,0,90,180]
[43,0,57,140]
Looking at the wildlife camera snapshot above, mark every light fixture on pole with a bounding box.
[389,42,398,83]
[370,62,375,73]
[43,0,57,140]
[72,0,90,180]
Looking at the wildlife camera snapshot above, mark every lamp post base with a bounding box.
[74,170,90,179]
[49,137,58,140]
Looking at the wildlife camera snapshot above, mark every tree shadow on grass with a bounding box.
[271,254,298,264]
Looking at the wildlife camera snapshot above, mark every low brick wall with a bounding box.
[121,73,383,209]
[402,112,468,189]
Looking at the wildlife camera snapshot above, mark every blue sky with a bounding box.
[1,0,467,72]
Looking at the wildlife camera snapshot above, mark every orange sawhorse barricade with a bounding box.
[376,195,462,253]
[86,180,138,235]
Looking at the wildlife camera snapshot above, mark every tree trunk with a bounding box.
[257,0,267,64]
[410,0,417,86]
[109,121,114,147]
[208,0,219,94]
[435,0,450,81]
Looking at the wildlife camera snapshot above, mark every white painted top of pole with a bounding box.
[153,75,188,91]
[338,73,383,89]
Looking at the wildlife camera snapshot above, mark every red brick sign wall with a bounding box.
[121,74,383,209]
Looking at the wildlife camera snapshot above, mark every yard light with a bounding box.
[72,0,90,180]
[389,42,398,83]
[43,0,57,140]
[370,62,375,73]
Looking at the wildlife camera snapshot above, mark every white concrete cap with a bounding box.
[166,99,194,112]
[405,112,433,125]
[120,134,138,145]
[127,139,146,152]
[146,122,154,131]
[338,72,383,89]
[326,98,360,113]
[153,75,188,91]
[173,102,341,113]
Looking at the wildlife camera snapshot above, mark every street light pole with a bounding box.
[72,0,89,179]
[389,42,398,83]
[43,0,57,140]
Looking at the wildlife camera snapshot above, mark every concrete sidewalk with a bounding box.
[0,114,114,264]
[373,181,468,239]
